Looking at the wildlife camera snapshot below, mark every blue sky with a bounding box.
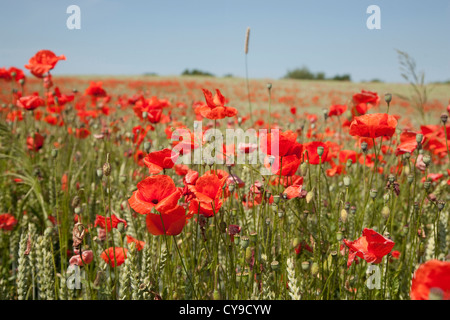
[1,0,449,82]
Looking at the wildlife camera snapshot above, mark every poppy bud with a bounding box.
[19,78,25,85]
[265,191,271,200]
[323,108,328,121]
[422,154,431,166]
[416,134,423,144]
[273,195,280,204]
[278,210,284,218]
[311,262,319,276]
[437,201,445,211]
[267,83,272,90]
[317,146,324,157]
[292,237,300,248]
[301,261,310,271]
[51,148,58,159]
[381,206,390,220]
[384,93,392,104]
[383,193,390,202]
[441,113,448,124]
[346,159,352,168]
[336,231,343,241]
[424,181,431,191]
[407,174,414,184]
[96,168,103,178]
[237,117,242,126]
[74,206,81,214]
[340,209,348,223]
[142,111,148,119]
[103,162,111,177]
[300,162,308,176]
[370,189,378,199]
[343,176,350,187]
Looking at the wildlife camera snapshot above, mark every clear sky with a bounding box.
[1,0,449,83]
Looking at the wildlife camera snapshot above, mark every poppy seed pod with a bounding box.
[301,261,310,271]
[96,168,103,178]
[422,154,431,166]
[19,78,25,85]
[343,176,351,187]
[424,181,431,191]
[240,236,249,249]
[407,174,414,184]
[346,159,353,168]
[249,232,257,243]
[273,195,281,204]
[381,206,390,220]
[317,146,324,157]
[267,83,272,90]
[416,133,423,144]
[143,141,151,153]
[437,201,445,211]
[384,93,392,104]
[370,189,378,199]
[361,141,368,153]
[441,113,448,124]
[311,262,319,276]
[336,231,343,241]
[51,148,58,158]
[340,209,348,223]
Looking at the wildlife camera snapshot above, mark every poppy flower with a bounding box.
[187,172,227,217]
[146,205,187,236]
[267,154,301,176]
[352,90,379,105]
[84,81,107,97]
[0,213,17,231]
[328,104,347,117]
[395,131,423,156]
[197,89,238,120]
[126,235,145,251]
[349,113,398,139]
[128,175,181,215]
[303,141,329,165]
[17,93,45,111]
[143,148,179,174]
[26,132,45,152]
[260,130,301,158]
[25,50,66,78]
[282,184,305,199]
[94,214,127,232]
[101,247,128,267]
[410,260,450,300]
[343,228,395,268]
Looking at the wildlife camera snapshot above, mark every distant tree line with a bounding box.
[181,69,215,77]
[284,66,351,81]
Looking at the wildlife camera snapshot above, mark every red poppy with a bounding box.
[84,81,107,97]
[349,113,397,139]
[343,228,395,268]
[197,89,238,120]
[339,150,358,164]
[260,130,301,158]
[410,260,450,300]
[146,205,187,236]
[267,154,301,176]
[0,213,17,231]
[395,130,423,156]
[282,184,305,199]
[303,141,329,165]
[143,148,179,174]
[24,50,66,78]
[128,175,181,215]
[352,90,379,105]
[126,235,145,251]
[328,104,347,117]
[17,93,45,111]
[101,247,128,267]
[94,214,127,232]
[26,132,45,152]
[187,172,226,217]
